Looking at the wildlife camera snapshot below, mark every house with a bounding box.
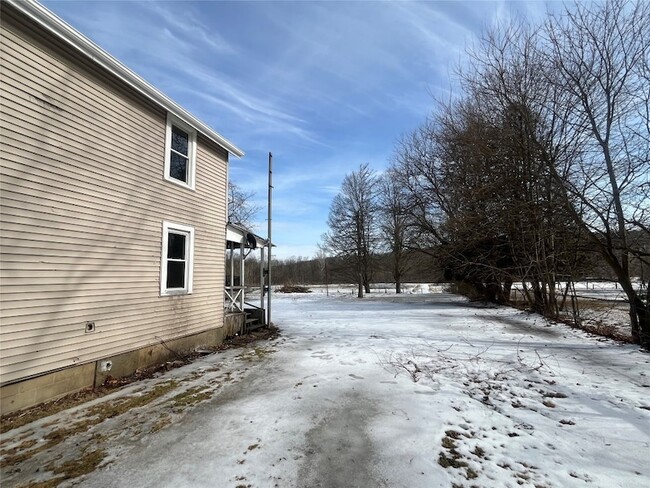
[0,0,246,413]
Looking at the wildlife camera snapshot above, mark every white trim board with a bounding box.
[5,0,244,159]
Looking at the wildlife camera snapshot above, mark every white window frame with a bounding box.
[160,221,195,296]
[164,113,197,190]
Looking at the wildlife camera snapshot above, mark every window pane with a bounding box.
[170,152,188,182]
[171,125,189,155]
[168,233,186,259]
[167,261,186,288]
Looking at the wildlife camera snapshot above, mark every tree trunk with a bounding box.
[394,267,402,294]
[503,280,513,303]
[602,250,641,344]
[357,281,363,299]
[636,296,650,349]
[532,281,545,314]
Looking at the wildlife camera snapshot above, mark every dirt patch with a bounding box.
[215,325,280,349]
[275,284,311,293]
[1,326,280,434]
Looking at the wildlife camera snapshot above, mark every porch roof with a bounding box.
[226,223,269,249]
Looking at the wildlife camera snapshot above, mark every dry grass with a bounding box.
[1,327,280,435]
[149,414,172,434]
[509,295,633,343]
[168,387,213,409]
[236,346,278,362]
[85,381,179,420]
[0,389,104,435]
[47,448,106,479]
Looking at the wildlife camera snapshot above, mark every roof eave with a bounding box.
[6,0,245,159]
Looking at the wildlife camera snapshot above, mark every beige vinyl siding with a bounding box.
[0,11,229,385]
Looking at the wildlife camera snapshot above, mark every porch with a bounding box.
[225,223,271,334]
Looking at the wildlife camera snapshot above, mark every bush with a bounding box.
[275,284,311,293]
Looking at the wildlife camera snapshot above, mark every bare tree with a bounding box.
[456,20,588,312]
[378,169,412,293]
[391,119,451,251]
[540,0,650,345]
[322,164,379,298]
[228,181,259,230]
[388,0,649,345]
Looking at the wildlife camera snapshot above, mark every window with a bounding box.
[161,221,194,296]
[164,114,196,189]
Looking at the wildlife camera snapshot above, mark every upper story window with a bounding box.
[160,221,194,296]
[164,114,196,190]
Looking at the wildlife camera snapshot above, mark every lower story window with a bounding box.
[161,221,194,296]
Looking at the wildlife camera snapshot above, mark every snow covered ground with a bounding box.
[2,290,649,487]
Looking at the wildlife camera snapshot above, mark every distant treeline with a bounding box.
[254,236,648,290]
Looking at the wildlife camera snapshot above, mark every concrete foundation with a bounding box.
[0,363,96,414]
[1,326,227,415]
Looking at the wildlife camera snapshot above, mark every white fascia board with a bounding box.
[7,0,244,159]
[226,225,245,244]
[226,224,269,248]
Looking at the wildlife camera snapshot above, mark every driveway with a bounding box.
[2,290,649,488]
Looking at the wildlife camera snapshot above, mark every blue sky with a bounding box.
[44,0,551,259]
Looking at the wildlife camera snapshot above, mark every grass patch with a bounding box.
[1,438,37,456]
[86,381,179,420]
[438,451,468,469]
[439,427,484,482]
[150,414,172,434]
[236,346,277,362]
[47,448,106,478]
[3,418,100,469]
[445,430,462,440]
[168,387,212,409]
[1,389,104,435]
[441,437,457,449]
[0,439,39,469]
[471,446,486,458]
[15,449,106,488]
[18,477,66,488]
[3,381,179,469]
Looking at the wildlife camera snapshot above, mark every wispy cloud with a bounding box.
[43,0,547,260]
[144,2,236,55]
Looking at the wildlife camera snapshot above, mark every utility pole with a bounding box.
[267,152,273,327]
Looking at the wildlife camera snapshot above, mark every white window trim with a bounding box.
[160,221,195,296]
[164,113,197,190]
